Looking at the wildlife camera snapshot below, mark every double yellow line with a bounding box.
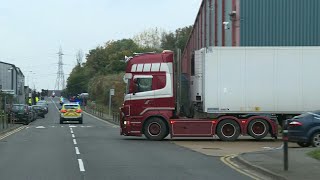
[0,126,26,141]
[220,154,261,180]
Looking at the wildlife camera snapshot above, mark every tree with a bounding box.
[161,25,193,52]
[65,65,89,96]
[133,27,164,49]
[76,49,84,66]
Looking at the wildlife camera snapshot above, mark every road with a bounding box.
[0,98,249,180]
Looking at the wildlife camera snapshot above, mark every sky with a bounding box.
[0,0,201,91]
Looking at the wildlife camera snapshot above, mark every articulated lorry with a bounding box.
[120,47,320,141]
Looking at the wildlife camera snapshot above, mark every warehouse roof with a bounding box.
[0,61,25,77]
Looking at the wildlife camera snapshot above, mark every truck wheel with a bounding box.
[248,119,269,140]
[297,142,311,147]
[60,118,64,124]
[79,118,83,124]
[311,132,320,147]
[217,119,240,141]
[143,117,168,141]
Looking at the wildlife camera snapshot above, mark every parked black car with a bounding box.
[288,111,320,147]
[11,104,32,125]
[32,105,46,118]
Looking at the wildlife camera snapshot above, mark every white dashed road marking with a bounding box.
[73,139,77,145]
[75,147,80,155]
[78,159,85,172]
[35,126,46,129]
[72,134,75,138]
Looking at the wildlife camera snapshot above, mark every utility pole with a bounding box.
[55,46,65,90]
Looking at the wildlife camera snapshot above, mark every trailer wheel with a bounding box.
[248,119,269,140]
[143,117,168,141]
[217,120,240,141]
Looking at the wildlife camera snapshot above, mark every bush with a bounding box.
[88,73,125,111]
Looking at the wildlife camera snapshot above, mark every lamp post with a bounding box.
[26,71,35,87]
[7,67,13,91]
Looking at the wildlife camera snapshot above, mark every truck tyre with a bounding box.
[143,117,168,141]
[217,119,240,141]
[311,132,320,147]
[248,119,269,140]
[79,118,83,124]
[297,142,311,147]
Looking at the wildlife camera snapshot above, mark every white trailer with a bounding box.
[190,47,320,117]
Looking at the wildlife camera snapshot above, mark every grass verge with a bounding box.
[307,149,320,160]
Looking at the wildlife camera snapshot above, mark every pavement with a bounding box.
[173,138,283,157]
[0,98,250,180]
[0,123,22,135]
[234,147,320,180]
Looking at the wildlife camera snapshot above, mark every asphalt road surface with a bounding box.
[0,98,249,180]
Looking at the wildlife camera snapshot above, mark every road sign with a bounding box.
[110,89,115,96]
[1,89,15,95]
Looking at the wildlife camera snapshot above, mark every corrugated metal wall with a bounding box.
[0,63,14,91]
[0,62,26,104]
[182,0,320,74]
[240,0,320,46]
[182,0,237,74]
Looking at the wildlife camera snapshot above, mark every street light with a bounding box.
[26,71,35,87]
[8,67,13,91]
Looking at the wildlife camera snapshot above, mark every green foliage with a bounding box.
[133,27,164,49]
[65,65,89,96]
[87,73,125,110]
[307,150,320,160]
[161,25,193,52]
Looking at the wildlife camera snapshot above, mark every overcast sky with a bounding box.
[0,0,201,91]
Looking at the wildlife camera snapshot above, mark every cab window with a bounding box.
[136,78,152,93]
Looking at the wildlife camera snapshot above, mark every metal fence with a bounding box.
[83,106,120,125]
[0,111,16,132]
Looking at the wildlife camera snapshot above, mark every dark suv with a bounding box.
[11,104,32,125]
[288,111,320,147]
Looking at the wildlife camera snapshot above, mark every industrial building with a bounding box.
[0,61,26,104]
[182,0,320,74]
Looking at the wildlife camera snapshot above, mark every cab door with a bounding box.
[129,75,155,117]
